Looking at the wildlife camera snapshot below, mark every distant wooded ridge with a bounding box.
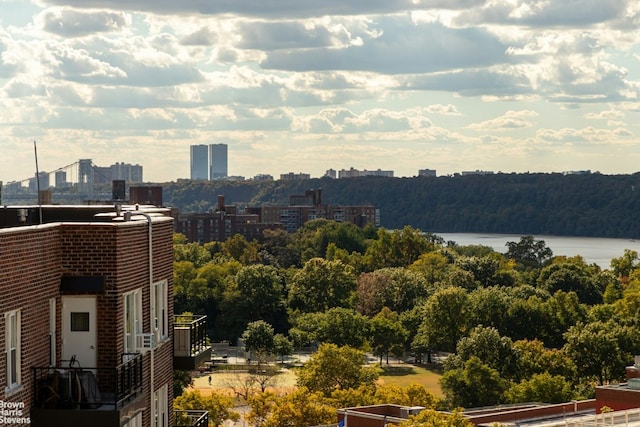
[162,172,640,239]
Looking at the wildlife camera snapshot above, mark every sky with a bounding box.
[1,0,640,183]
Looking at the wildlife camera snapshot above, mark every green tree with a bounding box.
[217,264,286,340]
[273,334,294,364]
[173,370,193,398]
[440,356,508,408]
[505,235,553,268]
[444,325,515,379]
[610,249,639,279]
[365,226,435,269]
[173,390,240,427]
[370,308,408,365]
[413,287,469,353]
[504,372,575,404]
[563,320,637,385]
[296,343,379,396]
[288,258,357,312]
[242,320,275,362]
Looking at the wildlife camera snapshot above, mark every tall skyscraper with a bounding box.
[209,143,228,179]
[190,144,209,180]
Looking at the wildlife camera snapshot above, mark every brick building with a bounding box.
[175,190,379,243]
[0,205,209,427]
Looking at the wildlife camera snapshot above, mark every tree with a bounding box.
[440,356,508,408]
[222,234,261,264]
[504,372,575,404]
[444,326,515,379]
[467,286,512,334]
[505,235,553,268]
[273,334,293,364]
[288,258,357,312]
[373,383,439,408]
[409,252,450,285]
[413,287,469,354]
[296,343,379,396]
[252,388,336,427]
[261,228,300,268]
[537,261,603,305]
[398,409,473,427]
[365,226,435,269]
[242,320,275,362]
[563,320,635,385]
[173,370,193,398]
[173,390,240,427]
[370,308,408,365]
[511,339,576,382]
[217,264,286,340]
[610,249,639,279]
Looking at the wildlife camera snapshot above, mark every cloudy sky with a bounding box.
[1,0,640,183]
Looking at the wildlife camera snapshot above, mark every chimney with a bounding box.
[217,195,225,212]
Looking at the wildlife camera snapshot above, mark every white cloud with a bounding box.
[37,7,129,37]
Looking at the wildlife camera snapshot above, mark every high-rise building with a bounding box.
[190,145,209,180]
[209,143,228,179]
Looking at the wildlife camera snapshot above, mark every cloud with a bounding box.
[469,110,538,131]
[37,7,129,37]
[180,26,217,46]
[458,0,630,27]
[40,0,486,18]
[260,18,511,74]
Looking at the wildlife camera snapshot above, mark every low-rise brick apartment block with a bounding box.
[0,204,210,427]
[176,189,379,243]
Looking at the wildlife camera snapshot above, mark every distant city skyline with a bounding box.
[1,1,639,183]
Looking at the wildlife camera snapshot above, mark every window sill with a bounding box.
[5,384,23,397]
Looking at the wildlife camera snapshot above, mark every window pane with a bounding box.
[71,312,90,331]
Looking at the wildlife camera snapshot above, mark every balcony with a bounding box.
[174,314,211,370]
[175,409,209,427]
[31,353,144,427]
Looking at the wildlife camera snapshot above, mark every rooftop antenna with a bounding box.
[34,140,43,224]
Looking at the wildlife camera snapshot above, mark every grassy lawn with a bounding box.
[377,363,444,397]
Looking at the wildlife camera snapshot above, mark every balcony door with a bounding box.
[62,296,97,369]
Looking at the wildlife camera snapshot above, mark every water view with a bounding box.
[435,233,640,270]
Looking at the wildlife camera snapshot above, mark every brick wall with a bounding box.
[0,224,62,420]
[0,215,176,427]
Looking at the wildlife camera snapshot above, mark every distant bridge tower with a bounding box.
[78,159,94,199]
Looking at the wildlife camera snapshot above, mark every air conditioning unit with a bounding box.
[137,333,157,351]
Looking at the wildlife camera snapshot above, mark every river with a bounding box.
[434,233,640,270]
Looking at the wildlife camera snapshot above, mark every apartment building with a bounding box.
[175,190,379,243]
[0,204,209,427]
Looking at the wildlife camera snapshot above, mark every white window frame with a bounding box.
[153,280,168,342]
[49,298,56,367]
[153,384,168,427]
[5,309,21,393]
[123,289,143,354]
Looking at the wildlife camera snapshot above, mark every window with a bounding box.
[153,280,168,341]
[153,384,168,427]
[5,310,21,392]
[49,299,56,366]
[124,289,142,354]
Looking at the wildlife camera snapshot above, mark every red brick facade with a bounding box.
[0,209,175,427]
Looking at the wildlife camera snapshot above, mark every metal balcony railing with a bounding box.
[174,410,209,427]
[174,315,208,357]
[32,353,143,410]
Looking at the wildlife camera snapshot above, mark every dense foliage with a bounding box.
[174,221,640,411]
[164,172,640,238]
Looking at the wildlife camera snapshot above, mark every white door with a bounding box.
[62,296,97,369]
